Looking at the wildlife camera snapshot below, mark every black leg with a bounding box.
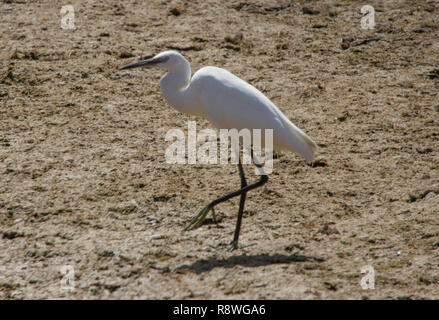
[184,157,268,251]
[238,158,248,187]
[230,161,248,251]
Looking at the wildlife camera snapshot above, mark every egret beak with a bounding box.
[120,56,168,70]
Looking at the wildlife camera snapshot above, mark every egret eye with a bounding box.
[158,56,170,64]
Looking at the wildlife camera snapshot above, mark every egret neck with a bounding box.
[159,59,203,117]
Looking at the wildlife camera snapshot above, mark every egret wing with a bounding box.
[194,67,317,161]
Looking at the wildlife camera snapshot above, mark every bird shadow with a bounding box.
[175,253,325,275]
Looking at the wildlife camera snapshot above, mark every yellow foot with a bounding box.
[183,205,212,231]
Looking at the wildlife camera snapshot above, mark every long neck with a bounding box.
[159,61,202,117]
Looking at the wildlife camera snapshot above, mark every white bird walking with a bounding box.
[121,51,317,251]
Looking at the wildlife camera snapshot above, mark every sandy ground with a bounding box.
[0,0,438,299]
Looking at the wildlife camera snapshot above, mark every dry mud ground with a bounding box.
[0,0,438,299]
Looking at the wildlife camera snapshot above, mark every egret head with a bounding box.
[120,50,187,73]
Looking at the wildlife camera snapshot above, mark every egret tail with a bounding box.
[275,109,318,161]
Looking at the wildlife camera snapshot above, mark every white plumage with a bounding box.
[122,50,317,161]
[121,50,317,250]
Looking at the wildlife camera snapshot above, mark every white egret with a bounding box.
[121,51,317,251]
